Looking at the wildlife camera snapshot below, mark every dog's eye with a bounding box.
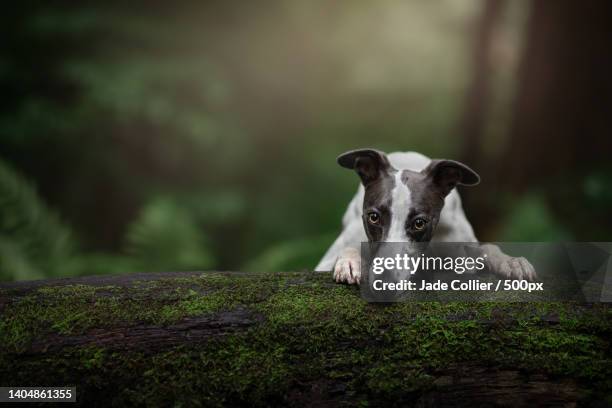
[413,218,427,231]
[367,212,380,225]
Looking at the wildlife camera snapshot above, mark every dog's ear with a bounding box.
[337,149,392,185]
[422,159,480,197]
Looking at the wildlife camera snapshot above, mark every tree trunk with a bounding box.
[460,0,612,240]
[502,0,612,190]
[460,0,506,169]
[459,0,508,240]
[498,0,612,239]
[1,271,609,407]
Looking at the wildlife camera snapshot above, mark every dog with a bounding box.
[315,149,537,285]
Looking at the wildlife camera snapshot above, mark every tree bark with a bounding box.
[1,271,609,407]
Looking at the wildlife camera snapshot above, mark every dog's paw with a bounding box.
[333,248,361,285]
[494,256,537,282]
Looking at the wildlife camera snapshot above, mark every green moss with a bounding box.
[0,272,610,406]
[1,285,117,352]
[258,284,364,325]
[158,290,232,323]
[128,340,291,407]
[0,272,306,352]
[78,346,107,370]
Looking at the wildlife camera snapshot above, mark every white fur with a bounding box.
[316,151,475,272]
[316,151,536,283]
[385,171,412,242]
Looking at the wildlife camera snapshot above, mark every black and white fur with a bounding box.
[315,149,536,284]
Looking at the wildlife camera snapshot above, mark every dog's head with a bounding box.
[338,149,479,243]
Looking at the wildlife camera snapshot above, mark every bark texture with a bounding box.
[1,271,609,407]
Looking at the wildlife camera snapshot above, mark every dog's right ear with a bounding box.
[422,159,480,197]
[337,149,392,185]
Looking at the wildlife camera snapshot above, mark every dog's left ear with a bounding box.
[337,148,392,186]
[422,159,480,197]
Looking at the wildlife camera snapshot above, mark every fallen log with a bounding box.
[0,271,609,407]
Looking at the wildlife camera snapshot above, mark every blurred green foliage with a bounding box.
[498,194,572,242]
[0,160,74,280]
[124,197,216,271]
[0,1,607,281]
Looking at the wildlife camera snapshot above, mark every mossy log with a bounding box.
[1,271,610,407]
